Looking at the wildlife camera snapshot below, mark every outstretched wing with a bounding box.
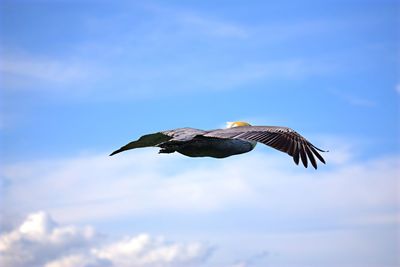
[203,126,327,169]
[110,128,207,156]
[109,132,172,156]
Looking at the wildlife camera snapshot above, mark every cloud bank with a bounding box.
[1,146,398,225]
[0,212,211,267]
[1,141,399,267]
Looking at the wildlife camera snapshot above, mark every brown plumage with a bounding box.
[203,126,326,169]
[110,123,327,169]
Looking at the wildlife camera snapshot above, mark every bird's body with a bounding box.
[110,122,327,169]
[158,131,256,158]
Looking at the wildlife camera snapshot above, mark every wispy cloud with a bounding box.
[329,89,377,107]
[143,3,249,39]
[231,250,269,267]
[347,213,400,226]
[1,141,398,227]
[1,151,254,223]
[0,49,337,100]
[0,54,96,88]
[0,212,212,267]
[0,3,343,98]
[176,12,248,38]
[0,137,398,266]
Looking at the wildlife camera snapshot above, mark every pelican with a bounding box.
[110,121,327,169]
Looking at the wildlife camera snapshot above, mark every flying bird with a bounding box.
[110,121,327,169]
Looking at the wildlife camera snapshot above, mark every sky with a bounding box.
[0,1,399,267]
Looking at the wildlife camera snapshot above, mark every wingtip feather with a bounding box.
[293,144,300,165]
[304,145,317,169]
[299,146,308,168]
[309,145,326,164]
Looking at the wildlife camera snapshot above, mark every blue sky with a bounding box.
[0,1,399,267]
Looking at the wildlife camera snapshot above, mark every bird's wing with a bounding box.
[162,127,207,142]
[203,126,326,169]
[110,128,206,156]
[109,132,172,156]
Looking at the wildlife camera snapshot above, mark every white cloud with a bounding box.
[91,234,210,267]
[1,144,399,225]
[0,212,212,267]
[0,212,97,267]
[396,84,400,94]
[1,142,399,267]
[44,254,105,267]
[0,151,254,223]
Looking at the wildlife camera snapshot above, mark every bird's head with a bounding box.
[226,121,252,128]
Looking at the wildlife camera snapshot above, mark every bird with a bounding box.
[110,121,327,169]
